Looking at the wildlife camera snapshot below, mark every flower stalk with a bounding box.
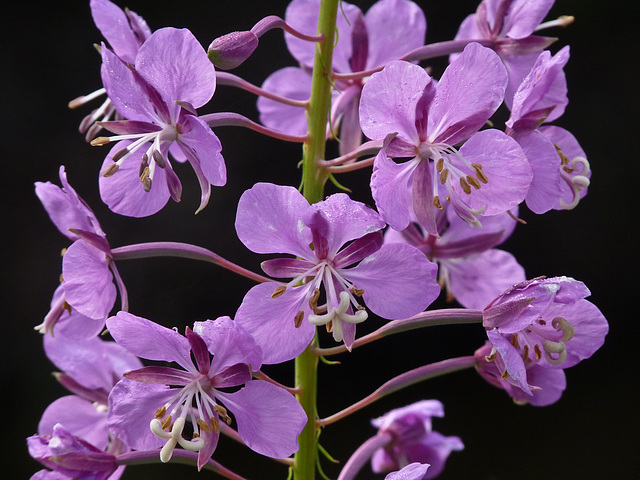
[295,1,340,478]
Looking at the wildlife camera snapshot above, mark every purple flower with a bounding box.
[371,401,463,479]
[474,342,566,406]
[386,206,525,309]
[360,44,532,234]
[35,166,123,336]
[482,276,608,395]
[258,0,426,154]
[385,463,430,480]
[71,0,152,141]
[97,27,225,217]
[106,313,306,470]
[28,424,119,480]
[504,46,590,213]
[452,0,557,104]
[234,183,439,363]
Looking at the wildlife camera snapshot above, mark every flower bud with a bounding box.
[208,31,259,70]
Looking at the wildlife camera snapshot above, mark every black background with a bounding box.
[2,1,637,478]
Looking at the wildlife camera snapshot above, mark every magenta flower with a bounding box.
[474,342,566,406]
[234,183,439,363]
[97,27,225,217]
[384,463,431,480]
[386,206,525,309]
[452,0,557,104]
[258,0,426,154]
[505,46,590,213]
[28,424,119,480]
[482,276,608,395]
[71,0,152,141]
[360,44,532,234]
[106,313,306,470]
[35,166,124,335]
[371,400,463,479]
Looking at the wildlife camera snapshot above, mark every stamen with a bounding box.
[485,351,497,362]
[501,370,510,380]
[433,195,443,209]
[534,344,542,360]
[196,418,211,433]
[140,166,152,192]
[294,310,304,328]
[161,415,173,430]
[139,155,150,177]
[152,149,167,169]
[472,163,489,184]
[350,287,364,297]
[467,175,481,190]
[272,285,287,298]
[211,417,220,433]
[90,136,111,147]
[112,147,130,162]
[101,163,119,177]
[459,177,472,194]
[440,168,449,185]
[325,320,333,333]
[309,288,321,310]
[155,406,167,419]
[436,157,444,173]
[521,344,529,361]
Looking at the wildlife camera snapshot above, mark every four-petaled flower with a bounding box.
[371,400,464,479]
[97,27,225,217]
[106,313,307,470]
[234,182,440,363]
[482,276,608,395]
[360,44,533,234]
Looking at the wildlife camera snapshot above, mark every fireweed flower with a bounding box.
[35,166,123,336]
[96,27,225,217]
[385,205,525,309]
[106,313,306,470]
[234,183,439,363]
[452,0,558,104]
[360,44,532,234]
[28,424,119,480]
[371,400,463,479]
[474,342,566,406]
[482,276,608,395]
[258,0,426,154]
[70,0,152,141]
[33,333,142,479]
[505,46,590,212]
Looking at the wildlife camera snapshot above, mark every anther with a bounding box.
[436,158,444,173]
[155,406,167,419]
[433,195,443,209]
[309,288,321,310]
[152,149,167,168]
[325,320,333,333]
[101,163,120,177]
[196,418,211,433]
[485,351,497,362]
[510,334,519,349]
[472,163,488,184]
[112,147,129,162]
[139,155,149,177]
[350,287,364,297]
[534,344,542,360]
[161,415,172,430]
[211,417,220,433]
[501,370,510,380]
[440,169,449,185]
[272,285,287,298]
[294,310,304,328]
[459,177,472,194]
[90,136,111,147]
[467,175,481,189]
[521,344,529,361]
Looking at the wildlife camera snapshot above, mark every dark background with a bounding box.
[2,1,637,478]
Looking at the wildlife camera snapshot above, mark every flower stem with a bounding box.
[295,1,340,478]
[111,242,271,283]
[318,356,477,426]
[314,308,484,356]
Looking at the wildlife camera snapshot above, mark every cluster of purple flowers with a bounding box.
[29,0,607,479]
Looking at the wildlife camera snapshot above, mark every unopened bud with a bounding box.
[208,31,259,70]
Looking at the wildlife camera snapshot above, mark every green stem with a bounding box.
[295,1,340,478]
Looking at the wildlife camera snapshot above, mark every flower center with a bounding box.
[511,316,575,366]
